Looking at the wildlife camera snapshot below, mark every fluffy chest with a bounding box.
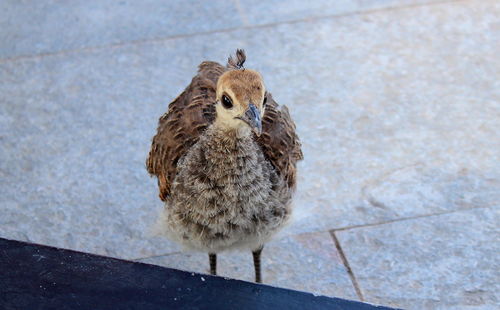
[163,126,291,252]
[171,127,274,210]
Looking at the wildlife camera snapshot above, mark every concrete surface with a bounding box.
[139,231,358,300]
[0,0,498,309]
[336,207,499,309]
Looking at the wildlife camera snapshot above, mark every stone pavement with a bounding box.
[0,0,498,309]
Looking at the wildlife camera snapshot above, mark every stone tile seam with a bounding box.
[330,230,365,301]
[127,205,495,261]
[332,205,496,232]
[0,0,466,64]
[131,251,183,262]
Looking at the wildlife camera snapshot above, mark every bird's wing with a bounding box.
[146,61,226,200]
[257,93,303,189]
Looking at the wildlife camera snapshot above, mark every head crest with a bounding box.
[227,49,246,69]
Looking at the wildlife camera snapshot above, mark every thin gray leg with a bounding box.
[252,246,264,283]
[209,253,217,275]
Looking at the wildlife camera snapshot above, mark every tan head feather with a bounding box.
[215,51,266,135]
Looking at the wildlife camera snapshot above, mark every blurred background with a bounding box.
[0,1,499,309]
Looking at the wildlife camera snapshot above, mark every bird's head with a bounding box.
[215,50,267,137]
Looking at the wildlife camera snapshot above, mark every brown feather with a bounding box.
[146,61,223,200]
[257,93,303,189]
[227,49,246,69]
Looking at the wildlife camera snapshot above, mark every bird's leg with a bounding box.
[252,246,264,283]
[209,253,217,275]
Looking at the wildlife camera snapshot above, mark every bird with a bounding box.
[146,49,303,283]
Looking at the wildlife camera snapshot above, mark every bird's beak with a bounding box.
[243,103,262,136]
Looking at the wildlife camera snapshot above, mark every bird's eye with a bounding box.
[221,94,233,109]
[263,95,267,107]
